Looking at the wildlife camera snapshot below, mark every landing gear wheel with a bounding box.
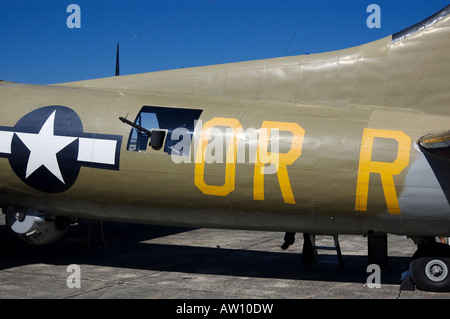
[410,243,450,292]
[424,259,448,282]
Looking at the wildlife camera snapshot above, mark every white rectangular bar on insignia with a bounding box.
[78,138,117,165]
[0,131,14,154]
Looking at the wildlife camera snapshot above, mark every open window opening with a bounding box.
[120,105,203,155]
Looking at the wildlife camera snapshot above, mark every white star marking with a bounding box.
[16,111,77,184]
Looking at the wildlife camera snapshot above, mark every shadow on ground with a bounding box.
[0,221,410,286]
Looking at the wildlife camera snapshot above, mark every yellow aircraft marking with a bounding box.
[355,128,411,215]
[253,121,304,204]
[195,117,242,196]
[193,118,412,214]
[194,118,304,204]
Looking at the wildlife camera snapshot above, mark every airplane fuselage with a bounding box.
[3,4,450,294]
[0,82,448,237]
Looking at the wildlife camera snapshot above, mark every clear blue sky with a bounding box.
[0,0,448,84]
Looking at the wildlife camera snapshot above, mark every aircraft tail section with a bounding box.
[60,5,450,115]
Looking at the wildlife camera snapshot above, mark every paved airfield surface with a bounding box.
[0,219,449,299]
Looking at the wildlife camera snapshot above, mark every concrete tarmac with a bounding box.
[1,219,449,299]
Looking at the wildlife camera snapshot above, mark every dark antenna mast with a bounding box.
[115,42,120,76]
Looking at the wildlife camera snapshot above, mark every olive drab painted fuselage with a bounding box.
[1,6,450,238]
